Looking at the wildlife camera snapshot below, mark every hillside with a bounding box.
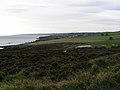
[0,31,120,90]
[0,42,120,90]
[27,31,120,46]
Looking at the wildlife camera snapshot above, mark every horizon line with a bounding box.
[0,30,119,36]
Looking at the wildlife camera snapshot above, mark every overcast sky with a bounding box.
[0,0,120,35]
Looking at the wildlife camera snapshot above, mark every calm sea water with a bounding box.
[0,34,48,46]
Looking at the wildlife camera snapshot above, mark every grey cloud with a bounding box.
[67,1,106,14]
[95,1,120,11]
[1,0,120,34]
[103,5,120,11]
[68,1,106,7]
[6,4,27,14]
[95,19,120,25]
[7,8,26,13]
[6,3,48,14]
[63,13,91,19]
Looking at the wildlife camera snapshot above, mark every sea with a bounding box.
[0,34,48,46]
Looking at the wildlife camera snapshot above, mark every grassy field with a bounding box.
[28,32,120,46]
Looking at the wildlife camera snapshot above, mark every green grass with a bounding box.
[91,38,120,46]
[28,32,120,46]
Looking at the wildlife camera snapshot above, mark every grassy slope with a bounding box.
[28,32,120,46]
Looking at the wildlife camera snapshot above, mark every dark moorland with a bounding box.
[0,32,120,90]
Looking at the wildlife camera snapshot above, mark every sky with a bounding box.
[0,0,120,35]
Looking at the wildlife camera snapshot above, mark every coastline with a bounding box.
[0,34,49,47]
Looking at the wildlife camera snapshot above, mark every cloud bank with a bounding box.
[0,0,120,35]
